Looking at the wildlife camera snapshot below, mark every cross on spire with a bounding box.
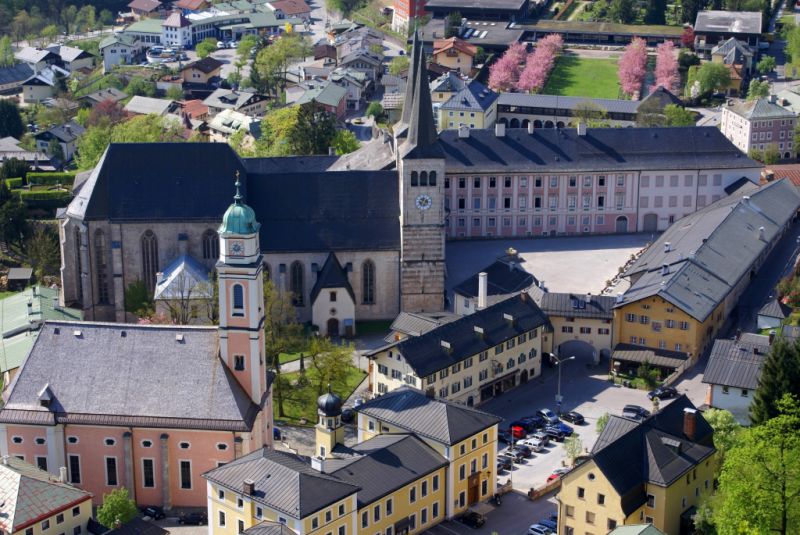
[234,170,242,204]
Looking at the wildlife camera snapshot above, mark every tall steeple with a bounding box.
[396,30,422,138]
[403,46,442,159]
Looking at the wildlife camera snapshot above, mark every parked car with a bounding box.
[517,437,545,452]
[544,425,566,441]
[537,408,559,424]
[549,421,574,436]
[528,524,553,535]
[217,41,225,49]
[511,444,533,458]
[460,511,486,528]
[497,455,513,472]
[273,426,281,441]
[561,411,585,425]
[546,473,560,483]
[539,518,557,531]
[510,419,539,433]
[622,404,651,421]
[552,467,571,476]
[530,430,550,446]
[648,386,678,400]
[178,512,207,525]
[510,425,527,440]
[521,415,546,429]
[498,430,513,444]
[341,408,355,423]
[140,506,165,520]
[505,449,525,463]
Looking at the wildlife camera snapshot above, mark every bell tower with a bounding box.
[397,40,446,313]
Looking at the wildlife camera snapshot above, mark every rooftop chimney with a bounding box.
[477,272,487,310]
[59,466,67,482]
[577,122,587,136]
[539,280,546,290]
[661,263,670,276]
[156,272,164,286]
[769,330,776,345]
[27,299,32,316]
[243,479,255,495]
[769,94,777,104]
[458,124,470,138]
[2,456,9,466]
[473,325,484,338]
[527,121,535,134]
[742,195,750,204]
[311,456,325,472]
[759,226,765,240]
[585,292,592,304]
[664,242,671,253]
[683,407,697,441]
[495,122,505,137]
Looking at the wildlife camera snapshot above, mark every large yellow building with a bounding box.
[557,396,716,535]
[203,388,500,535]
[613,179,800,373]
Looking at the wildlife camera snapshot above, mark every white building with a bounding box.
[99,34,142,73]
[720,96,797,159]
[162,11,193,48]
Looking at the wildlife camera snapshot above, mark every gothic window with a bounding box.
[290,261,304,306]
[362,260,375,305]
[94,229,109,304]
[232,284,244,316]
[429,171,437,186]
[202,229,219,260]
[140,230,159,293]
[74,227,82,303]
[420,171,428,186]
[411,171,418,186]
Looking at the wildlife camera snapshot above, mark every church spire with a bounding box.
[398,30,421,131]
[404,44,441,158]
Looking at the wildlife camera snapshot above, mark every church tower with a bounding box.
[314,388,344,459]
[217,175,271,446]
[397,41,446,312]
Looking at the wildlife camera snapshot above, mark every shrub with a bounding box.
[4,177,23,189]
[26,172,76,186]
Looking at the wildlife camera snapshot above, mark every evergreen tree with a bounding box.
[0,100,24,139]
[289,101,336,155]
[751,338,800,424]
[644,0,667,24]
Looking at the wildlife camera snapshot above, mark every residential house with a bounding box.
[452,251,537,315]
[162,11,193,48]
[297,82,348,120]
[756,297,790,330]
[430,71,466,104]
[609,526,667,535]
[99,34,142,73]
[537,291,615,365]
[45,45,95,72]
[314,40,336,62]
[204,89,269,117]
[0,456,93,535]
[268,0,312,21]
[173,0,210,13]
[208,108,259,143]
[177,99,209,121]
[121,18,164,46]
[694,10,762,58]
[14,47,59,72]
[0,137,51,169]
[366,293,548,406]
[335,26,383,62]
[0,64,34,94]
[720,96,796,159]
[558,396,716,535]
[79,88,127,107]
[124,96,176,116]
[329,67,369,110]
[432,37,477,75]
[34,121,86,162]
[21,66,69,104]
[710,37,755,74]
[339,50,383,82]
[127,0,164,19]
[438,80,498,130]
[383,312,459,344]
[181,56,223,84]
[613,179,800,369]
[703,332,771,424]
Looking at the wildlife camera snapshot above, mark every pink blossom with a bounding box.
[516,35,564,93]
[488,42,529,91]
[618,37,648,97]
[652,41,678,93]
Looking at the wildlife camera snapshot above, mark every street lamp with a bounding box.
[553,354,576,415]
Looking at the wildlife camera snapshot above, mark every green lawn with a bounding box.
[274,366,367,426]
[278,352,302,365]
[543,55,622,99]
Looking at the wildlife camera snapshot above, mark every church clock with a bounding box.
[228,239,244,256]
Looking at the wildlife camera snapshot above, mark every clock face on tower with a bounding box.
[229,240,244,256]
[415,194,432,211]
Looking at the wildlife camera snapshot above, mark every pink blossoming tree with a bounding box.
[618,37,648,98]
[517,34,564,93]
[488,42,528,91]
[653,41,678,93]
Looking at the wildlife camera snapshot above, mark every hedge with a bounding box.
[27,172,76,186]
[18,190,72,201]
[4,177,23,189]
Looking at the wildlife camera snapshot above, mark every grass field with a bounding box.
[274,366,367,426]
[543,55,621,99]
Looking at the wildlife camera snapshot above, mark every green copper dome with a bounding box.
[219,175,260,235]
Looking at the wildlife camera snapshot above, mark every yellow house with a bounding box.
[558,397,716,535]
[537,292,615,363]
[0,456,93,535]
[438,81,498,131]
[181,56,223,84]
[613,179,800,374]
[430,72,466,105]
[432,38,477,76]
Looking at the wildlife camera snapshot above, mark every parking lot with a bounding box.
[446,233,651,294]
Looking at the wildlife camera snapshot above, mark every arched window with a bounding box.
[202,229,219,260]
[429,171,437,186]
[362,260,375,305]
[94,229,109,304]
[232,284,244,316]
[290,261,304,306]
[420,171,428,186]
[506,358,515,370]
[74,227,82,303]
[141,230,159,293]
[410,171,418,186]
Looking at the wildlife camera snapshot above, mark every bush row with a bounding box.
[27,172,76,186]
[4,177,23,189]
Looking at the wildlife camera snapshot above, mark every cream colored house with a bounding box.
[310,253,356,337]
[432,37,477,76]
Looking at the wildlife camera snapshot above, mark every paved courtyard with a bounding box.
[446,234,652,294]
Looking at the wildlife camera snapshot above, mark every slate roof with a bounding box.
[297,82,347,108]
[438,126,760,173]
[452,258,536,299]
[355,387,501,445]
[243,522,297,535]
[539,292,615,320]
[124,96,174,116]
[23,66,69,88]
[184,56,223,74]
[38,121,85,143]
[695,10,762,35]
[588,396,714,515]
[128,0,162,11]
[611,343,689,369]
[385,311,459,341]
[0,64,34,87]
[204,89,266,112]
[99,34,139,50]
[310,253,354,303]
[396,31,422,138]
[46,45,93,63]
[203,448,359,518]
[154,254,212,300]
[703,336,769,389]
[14,47,57,65]
[725,98,795,120]
[498,93,640,115]
[0,456,92,533]
[618,179,800,322]
[431,72,467,94]
[711,38,754,64]
[403,48,443,159]
[758,297,791,319]
[440,81,498,113]
[328,434,447,507]
[7,268,32,281]
[81,87,127,104]
[0,321,261,431]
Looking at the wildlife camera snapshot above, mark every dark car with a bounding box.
[521,415,547,429]
[549,421,574,436]
[510,418,540,433]
[505,449,525,463]
[561,411,585,425]
[543,426,565,442]
[140,506,165,520]
[539,518,558,531]
[622,404,651,421]
[341,408,355,423]
[511,444,533,458]
[459,511,486,528]
[497,455,513,472]
[273,426,281,441]
[498,430,513,444]
[537,408,559,425]
[648,386,678,401]
[178,512,208,525]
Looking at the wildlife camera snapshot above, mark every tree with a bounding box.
[331,129,360,155]
[763,143,781,164]
[748,147,764,162]
[0,200,28,246]
[714,395,800,535]
[237,35,259,62]
[0,36,14,67]
[573,101,609,126]
[75,125,112,170]
[0,100,24,139]
[366,101,384,119]
[663,104,695,126]
[74,5,96,35]
[488,42,527,91]
[125,77,155,97]
[87,99,126,127]
[26,225,60,280]
[596,412,610,433]
[681,25,695,49]
[159,270,201,325]
[39,24,58,47]
[644,0,667,24]
[517,35,563,93]
[196,37,217,59]
[287,101,336,155]
[124,280,154,317]
[618,38,648,97]
[747,79,770,100]
[608,0,635,23]
[678,49,701,70]
[254,106,300,157]
[307,336,355,397]
[254,34,311,98]
[389,55,409,76]
[11,10,32,43]
[787,25,800,73]
[263,277,304,418]
[97,488,138,528]
[757,55,776,75]
[166,85,185,101]
[702,408,741,471]
[0,157,28,181]
[653,41,679,93]
[99,9,115,26]
[563,434,583,466]
[445,11,463,38]
[751,339,800,424]
[695,62,731,95]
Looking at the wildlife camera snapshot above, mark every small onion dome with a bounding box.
[219,174,260,236]
[317,386,343,417]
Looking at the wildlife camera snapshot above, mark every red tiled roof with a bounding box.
[127,0,161,12]
[163,10,191,27]
[433,37,477,57]
[181,99,208,119]
[270,0,312,15]
[174,0,207,9]
[763,164,800,187]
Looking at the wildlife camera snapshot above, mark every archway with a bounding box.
[785,152,792,159]
[615,216,628,233]
[521,119,530,128]
[642,213,658,232]
[556,121,565,128]
[498,117,508,125]
[520,370,529,383]
[327,318,340,336]
[557,340,599,364]
[467,395,474,407]
[544,120,554,128]
[534,120,543,128]
[510,118,520,128]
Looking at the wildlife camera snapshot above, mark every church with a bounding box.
[59,34,761,330]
